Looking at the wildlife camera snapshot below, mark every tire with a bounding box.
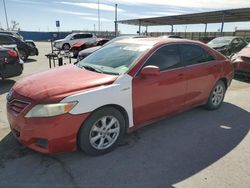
[205,80,226,110]
[18,49,28,61]
[62,43,70,51]
[78,107,126,156]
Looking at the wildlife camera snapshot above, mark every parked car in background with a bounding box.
[96,38,110,46]
[199,36,215,44]
[159,35,183,39]
[0,31,24,41]
[231,43,250,78]
[7,38,233,156]
[245,37,250,43]
[53,33,97,50]
[208,36,248,57]
[71,38,110,58]
[0,34,38,61]
[77,35,147,61]
[0,45,23,79]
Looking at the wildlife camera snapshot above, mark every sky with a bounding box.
[0,0,250,34]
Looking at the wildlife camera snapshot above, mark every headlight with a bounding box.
[25,102,77,118]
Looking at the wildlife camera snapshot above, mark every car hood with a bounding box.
[79,46,101,56]
[13,65,118,102]
[54,39,65,43]
[208,44,227,49]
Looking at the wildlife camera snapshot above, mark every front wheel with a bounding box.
[205,80,226,110]
[62,43,70,51]
[78,107,126,156]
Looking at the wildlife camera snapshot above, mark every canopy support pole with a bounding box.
[171,25,174,34]
[138,20,141,35]
[204,23,207,36]
[221,14,225,36]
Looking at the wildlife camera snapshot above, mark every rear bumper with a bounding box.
[7,102,90,153]
[0,62,23,78]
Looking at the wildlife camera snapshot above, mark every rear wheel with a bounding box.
[78,107,126,156]
[205,80,226,110]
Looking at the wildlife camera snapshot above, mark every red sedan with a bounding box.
[7,38,234,155]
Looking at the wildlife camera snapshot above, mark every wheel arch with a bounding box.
[219,77,228,89]
[89,104,130,133]
[76,103,130,144]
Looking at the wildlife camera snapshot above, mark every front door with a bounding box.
[132,44,187,127]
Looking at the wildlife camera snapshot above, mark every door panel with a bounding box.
[184,61,221,107]
[179,44,221,107]
[132,68,187,127]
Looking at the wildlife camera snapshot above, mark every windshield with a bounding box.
[65,34,73,40]
[208,38,232,46]
[77,42,152,75]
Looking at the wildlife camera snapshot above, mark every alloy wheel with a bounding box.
[89,116,120,150]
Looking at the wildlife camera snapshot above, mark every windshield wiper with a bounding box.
[79,64,103,73]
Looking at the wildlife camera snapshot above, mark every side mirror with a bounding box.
[140,65,160,78]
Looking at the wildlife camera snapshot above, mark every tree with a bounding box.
[10,20,20,31]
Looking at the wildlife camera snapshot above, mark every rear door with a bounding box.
[180,44,221,107]
[79,34,95,44]
[132,44,187,127]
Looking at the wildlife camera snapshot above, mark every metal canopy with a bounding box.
[117,8,250,26]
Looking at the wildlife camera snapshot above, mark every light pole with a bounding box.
[97,0,100,33]
[115,4,118,37]
[3,0,9,30]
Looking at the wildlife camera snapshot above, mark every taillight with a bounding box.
[6,50,18,57]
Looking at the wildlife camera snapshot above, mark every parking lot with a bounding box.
[0,42,250,188]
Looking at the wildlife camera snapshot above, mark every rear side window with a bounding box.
[81,34,93,38]
[180,44,214,65]
[144,44,182,71]
[0,36,15,45]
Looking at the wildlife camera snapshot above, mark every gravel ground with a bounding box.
[0,42,249,188]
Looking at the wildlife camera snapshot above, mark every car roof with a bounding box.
[0,33,15,37]
[72,33,93,35]
[213,36,239,40]
[115,37,203,47]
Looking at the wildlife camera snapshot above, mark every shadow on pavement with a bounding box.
[25,58,37,63]
[0,79,16,95]
[0,103,249,188]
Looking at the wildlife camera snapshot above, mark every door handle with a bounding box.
[178,73,184,77]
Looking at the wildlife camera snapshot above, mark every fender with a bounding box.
[60,74,134,127]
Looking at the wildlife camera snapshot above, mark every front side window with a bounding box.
[143,45,181,71]
[77,42,152,75]
[80,34,93,38]
[72,34,80,39]
[180,44,214,65]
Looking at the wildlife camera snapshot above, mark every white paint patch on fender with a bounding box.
[60,74,134,127]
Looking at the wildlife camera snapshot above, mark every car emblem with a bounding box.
[7,89,13,101]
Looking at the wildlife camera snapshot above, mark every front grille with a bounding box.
[8,99,30,115]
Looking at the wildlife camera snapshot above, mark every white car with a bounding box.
[53,33,97,50]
